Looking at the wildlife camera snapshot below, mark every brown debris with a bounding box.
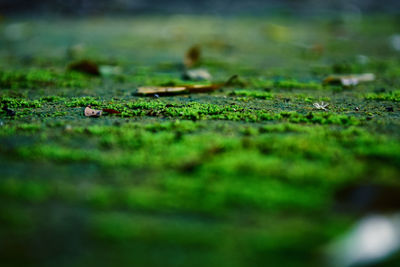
[184,45,201,68]
[102,108,121,114]
[137,86,188,95]
[137,75,238,96]
[68,60,100,76]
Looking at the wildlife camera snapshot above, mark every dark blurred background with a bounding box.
[1,0,400,16]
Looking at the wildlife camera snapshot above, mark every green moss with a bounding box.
[0,179,50,203]
[274,79,322,90]
[1,15,400,267]
[71,99,361,125]
[1,97,42,108]
[40,95,67,102]
[0,69,93,89]
[245,78,322,90]
[230,89,274,99]
[16,123,43,132]
[64,96,102,107]
[365,90,400,101]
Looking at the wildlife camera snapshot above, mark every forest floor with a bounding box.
[1,15,400,267]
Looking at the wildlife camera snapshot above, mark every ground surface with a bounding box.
[0,15,400,267]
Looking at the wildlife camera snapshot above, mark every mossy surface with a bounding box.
[1,15,400,267]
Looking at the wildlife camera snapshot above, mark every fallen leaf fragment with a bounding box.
[137,86,187,95]
[137,75,238,96]
[323,73,375,87]
[68,60,100,76]
[137,85,219,95]
[84,106,102,117]
[102,108,121,114]
[313,102,329,111]
[184,45,201,68]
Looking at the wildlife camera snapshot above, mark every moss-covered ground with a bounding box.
[1,15,400,266]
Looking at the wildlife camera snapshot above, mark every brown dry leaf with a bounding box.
[186,84,221,92]
[102,108,121,114]
[184,45,201,68]
[137,86,187,95]
[137,75,238,96]
[323,73,375,87]
[68,60,100,76]
[84,106,102,117]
